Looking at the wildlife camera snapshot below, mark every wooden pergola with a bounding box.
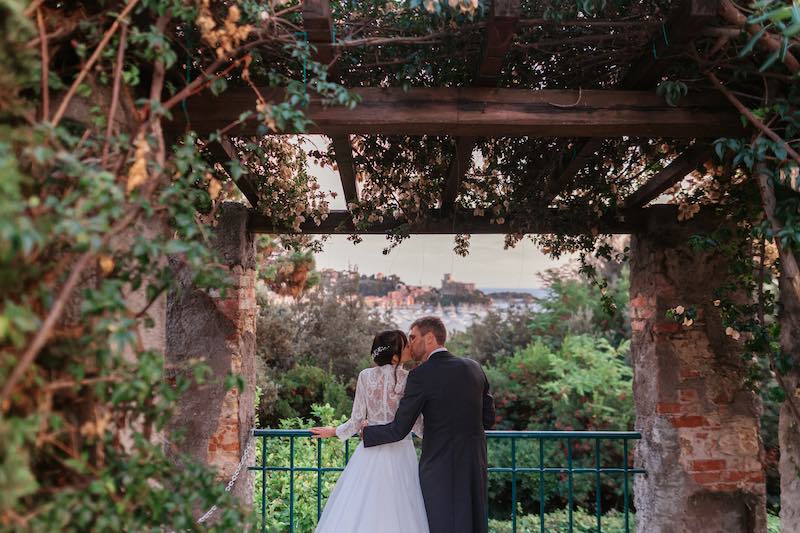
[170,0,740,236]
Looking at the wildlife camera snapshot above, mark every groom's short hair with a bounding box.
[411,316,447,345]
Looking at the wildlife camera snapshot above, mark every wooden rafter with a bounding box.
[624,143,713,210]
[542,0,721,205]
[203,138,260,208]
[442,136,477,213]
[331,135,358,208]
[475,0,521,86]
[442,0,521,213]
[302,0,358,209]
[173,87,742,138]
[302,0,335,68]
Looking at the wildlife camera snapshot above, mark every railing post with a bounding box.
[567,437,574,533]
[511,437,517,533]
[538,438,545,533]
[289,436,295,533]
[317,438,323,521]
[623,438,630,533]
[260,434,266,533]
[595,439,602,533]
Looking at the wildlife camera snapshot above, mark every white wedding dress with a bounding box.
[314,364,429,533]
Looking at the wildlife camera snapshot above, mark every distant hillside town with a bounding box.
[319,268,534,308]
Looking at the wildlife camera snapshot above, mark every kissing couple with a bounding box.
[310,316,495,533]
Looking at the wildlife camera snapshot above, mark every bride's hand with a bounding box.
[310,426,337,438]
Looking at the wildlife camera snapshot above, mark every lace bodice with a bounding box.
[336,365,424,442]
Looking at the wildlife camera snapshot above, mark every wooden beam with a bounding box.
[440,1,519,214]
[442,136,477,213]
[622,0,719,88]
[248,208,640,235]
[542,138,603,204]
[331,134,358,208]
[172,87,743,138]
[543,0,721,204]
[624,144,713,210]
[203,138,261,208]
[302,0,335,67]
[475,0,521,86]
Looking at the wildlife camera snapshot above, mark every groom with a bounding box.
[363,316,495,533]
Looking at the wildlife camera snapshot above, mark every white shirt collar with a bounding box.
[428,347,448,357]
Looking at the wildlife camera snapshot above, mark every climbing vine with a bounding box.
[2,0,800,529]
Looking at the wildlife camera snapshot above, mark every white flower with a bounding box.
[675,305,685,315]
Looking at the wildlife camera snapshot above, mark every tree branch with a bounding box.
[0,208,141,410]
[705,70,800,165]
[102,22,128,167]
[718,0,800,74]
[36,8,49,121]
[51,0,139,127]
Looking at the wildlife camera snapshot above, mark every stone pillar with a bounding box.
[630,212,767,533]
[166,202,257,502]
[779,272,800,531]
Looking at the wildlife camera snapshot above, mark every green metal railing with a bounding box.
[251,429,644,533]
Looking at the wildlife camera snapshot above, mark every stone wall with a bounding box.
[166,203,257,503]
[630,212,767,533]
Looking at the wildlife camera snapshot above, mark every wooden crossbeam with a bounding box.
[624,144,713,210]
[543,0,721,204]
[331,135,358,208]
[248,208,638,235]
[172,87,742,138]
[203,138,260,208]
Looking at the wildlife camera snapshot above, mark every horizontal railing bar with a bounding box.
[254,429,642,439]
[489,467,647,474]
[249,466,346,473]
[249,466,646,475]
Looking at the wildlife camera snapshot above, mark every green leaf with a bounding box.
[739,27,768,57]
[210,77,228,96]
[759,49,781,71]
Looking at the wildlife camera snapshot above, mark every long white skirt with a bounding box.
[314,437,429,533]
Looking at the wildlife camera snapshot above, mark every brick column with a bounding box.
[630,211,766,533]
[166,202,257,503]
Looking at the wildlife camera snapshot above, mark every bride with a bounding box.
[310,330,429,533]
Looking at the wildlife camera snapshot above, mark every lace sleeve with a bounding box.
[336,371,367,442]
[412,414,424,439]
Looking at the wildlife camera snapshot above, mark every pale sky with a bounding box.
[305,136,571,289]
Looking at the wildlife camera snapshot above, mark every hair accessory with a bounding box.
[372,345,390,360]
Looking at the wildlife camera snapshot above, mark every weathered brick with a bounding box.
[679,388,699,402]
[691,459,726,471]
[654,321,681,334]
[680,368,702,379]
[656,402,682,414]
[670,415,708,428]
[691,472,721,484]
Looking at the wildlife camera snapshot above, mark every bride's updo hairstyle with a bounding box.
[371,330,407,366]
[371,330,408,390]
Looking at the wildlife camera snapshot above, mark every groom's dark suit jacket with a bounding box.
[363,350,495,533]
